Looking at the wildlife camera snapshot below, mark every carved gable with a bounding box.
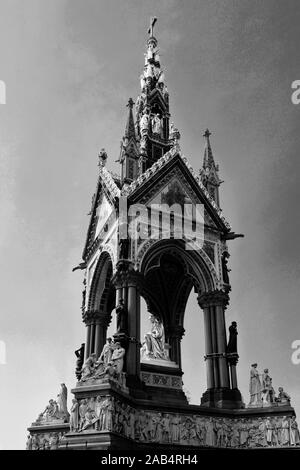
[137,167,219,230]
[94,193,114,240]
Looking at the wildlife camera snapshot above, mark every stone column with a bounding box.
[198,291,230,390]
[230,363,238,389]
[94,317,110,359]
[209,305,220,388]
[202,306,214,389]
[112,260,142,387]
[94,321,102,358]
[85,324,91,359]
[199,291,243,408]
[215,303,230,388]
[127,277,140,377]
[90,323,96,354]
[166,326,185,367]
[116,287,122,305]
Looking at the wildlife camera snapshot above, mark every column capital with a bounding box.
[197,290,229,309]
[166,325,185,340]
[112,260,141,288]
[227,352,239,366]
[82,310,110,326]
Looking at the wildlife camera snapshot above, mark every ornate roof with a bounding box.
[121,144,231,230]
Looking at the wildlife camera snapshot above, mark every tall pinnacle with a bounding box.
[201,129,221,206]
[119,18,173,180]
[203,129,215,170]
[125,98,136,139]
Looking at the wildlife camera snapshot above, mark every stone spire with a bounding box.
[118,98,139,185]
[203,129,215,170]
[201,129,221,206]
[134,18,171,173]
[124,97,136,140]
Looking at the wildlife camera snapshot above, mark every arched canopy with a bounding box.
[139,239,217,329]
[87,251,115,318]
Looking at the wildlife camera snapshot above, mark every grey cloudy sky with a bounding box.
[0,0,299,449]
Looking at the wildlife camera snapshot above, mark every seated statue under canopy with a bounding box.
[141,314,169,361]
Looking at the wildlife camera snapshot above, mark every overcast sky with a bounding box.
[0,0,299,449]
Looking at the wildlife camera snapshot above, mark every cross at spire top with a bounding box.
[127,97,134,109]
[148,16,157,38]
[203,128,211,139]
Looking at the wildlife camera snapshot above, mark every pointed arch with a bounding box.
[87,251,114,315]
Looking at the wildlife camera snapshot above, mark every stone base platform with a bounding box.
[30,384,300,450]
[27,382,299,450]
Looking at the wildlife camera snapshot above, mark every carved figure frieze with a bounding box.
[26,431,65,450]
[28,393,299,449]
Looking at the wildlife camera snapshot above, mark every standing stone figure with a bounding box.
[257,419,267,447]
[290,416,300,446]
[119,238,129,260]
[111,342,126,375]
[161,414,171,443]
[170,415,181,442]
[239,419,249,447]
[151,113,162,136]
[261,369,272,405]
[143,314,167,360]
[231,423,240,447]
[57,383,69,420]
[205,418,216,447]
[94,396,103,430]
[74,343,85,380]
[221,250,230,284]
[99,397,111,431]
[78,399,88,431]
[227,321,238,354]
[265,417,276,446]
[249,363,261,405]
[70,399,79,432]
[140,108,150,134]
[115,299,128,334]
[281,416,290,446]
[97,338,113,367]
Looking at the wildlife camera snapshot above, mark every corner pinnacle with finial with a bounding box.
[203,128,215,170]
[125,98,136,139]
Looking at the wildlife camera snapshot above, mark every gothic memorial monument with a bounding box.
[27,18,299,450]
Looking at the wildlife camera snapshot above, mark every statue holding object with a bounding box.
[142,314,168,360]
[115,299,128,334]
[74,343,85,380]
[249,363,262,406]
